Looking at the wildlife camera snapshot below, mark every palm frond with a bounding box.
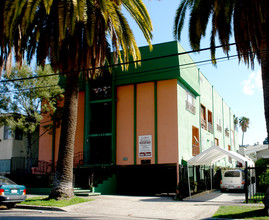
[174,0,189,41]
[122,0,152,49]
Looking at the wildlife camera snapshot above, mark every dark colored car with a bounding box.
[0,176,26,209]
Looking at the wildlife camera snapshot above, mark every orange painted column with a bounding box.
[157,79,179,164]
[136,82,155,164]
[116,85,134,165]
[157,79,179,184]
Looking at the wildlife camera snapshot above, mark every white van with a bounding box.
[220,169,245,192]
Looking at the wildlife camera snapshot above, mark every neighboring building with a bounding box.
[240,144,269,161]
[39,41,239,194]
[0,117,39,175]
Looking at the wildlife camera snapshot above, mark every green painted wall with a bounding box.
[177,67,239,166]
[115,41,180,86]
[177,81,199,162]
[114,41,200,96]
[177,43,200,96]
[199,73,214,152]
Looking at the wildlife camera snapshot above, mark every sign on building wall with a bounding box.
[139,135,152,158]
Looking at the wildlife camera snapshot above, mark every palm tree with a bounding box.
[174,0,269,146]
[234,115,238,130]
[239,117,250,146]
[2,0,152,200]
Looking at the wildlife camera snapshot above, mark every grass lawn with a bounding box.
[213,206,269,219]
[20,196,94,207]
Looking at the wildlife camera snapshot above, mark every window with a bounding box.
[207,110,213,133]
[224,171,240,177]
[89,102,112,134]
[215,138,219,146]
[185,92,196,114]
[90,70,112,101]
[201,105,207,130]
[216,117,222,132]
[192,126,200,156]
[4,126,12,140]
[208,110,212,123]
[15,128,23,140]
[225,128,229,137]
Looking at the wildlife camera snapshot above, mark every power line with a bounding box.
[0,52,240,95]
[0,42,237,83]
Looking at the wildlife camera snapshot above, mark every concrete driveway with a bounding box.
[63,190,246,220]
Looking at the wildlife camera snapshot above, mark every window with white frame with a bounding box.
[4,126,12,140]
[185,91,196,114]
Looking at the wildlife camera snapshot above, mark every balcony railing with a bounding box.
[208,122,213,134]
[201,119,207,130]
[192,145,200,156]
[185,100,196,114]
[217,124,222,132]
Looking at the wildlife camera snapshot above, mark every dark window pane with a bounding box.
[224,171,240,177]
[15,128,23,140]
[90,102,112,134]
[89,136,112,164]
[90,71,112,100]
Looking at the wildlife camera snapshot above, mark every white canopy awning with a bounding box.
[188,146,255,167]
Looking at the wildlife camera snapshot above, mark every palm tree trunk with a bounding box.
[241,132,244,146]
[49,72,79,200]
[260,35,269,211]
[261,36,269,143]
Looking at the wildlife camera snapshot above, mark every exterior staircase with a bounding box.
[74,188,101,196]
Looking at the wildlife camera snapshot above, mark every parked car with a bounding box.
[220,169,245,192]
[0,176,26,209]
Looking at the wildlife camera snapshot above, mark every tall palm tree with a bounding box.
[239,116,250,146]
[2,0,152,200]
[234,115,239,130]
[174,0,269,146]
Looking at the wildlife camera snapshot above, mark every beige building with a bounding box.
[0,124,39,174]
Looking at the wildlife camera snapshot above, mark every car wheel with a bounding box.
[6,203,16,209]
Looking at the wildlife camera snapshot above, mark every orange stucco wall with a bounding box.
[39,91,85,162]
[157,79,178,164]
[136,82,155,164]
[116,79,179,165]
[39,110,54,162]
[116,85,134,165]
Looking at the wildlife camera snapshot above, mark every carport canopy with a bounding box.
[188,146,255,167]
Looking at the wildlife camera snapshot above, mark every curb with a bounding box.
[16,204,66,212]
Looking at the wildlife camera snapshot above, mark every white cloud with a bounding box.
[242,70,262,95]
[255,69,262,88]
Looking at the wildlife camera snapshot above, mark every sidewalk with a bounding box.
[17,191,263,220]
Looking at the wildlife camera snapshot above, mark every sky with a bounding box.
[123,1,266,146]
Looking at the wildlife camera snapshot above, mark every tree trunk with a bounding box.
[26,132,32,174]
[49,72,79,200]
[241,132,244,146]
[260,35,269,213]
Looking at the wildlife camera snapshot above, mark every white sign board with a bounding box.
[139,135,152,158]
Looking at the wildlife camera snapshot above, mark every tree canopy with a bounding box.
[0,63,63,131]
